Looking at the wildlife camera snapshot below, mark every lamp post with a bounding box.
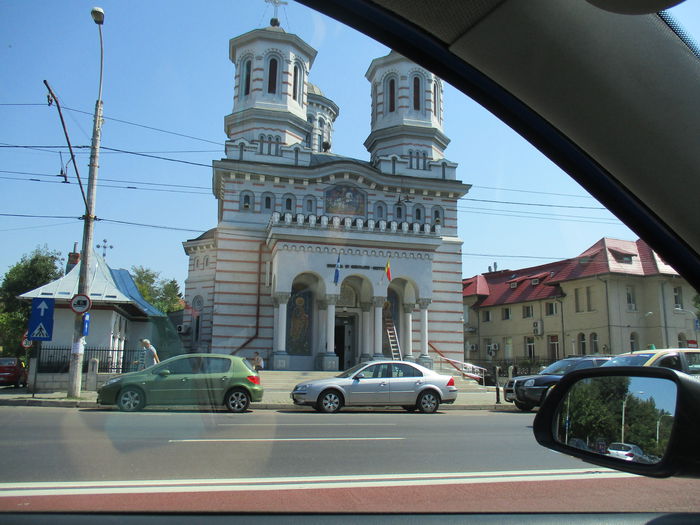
[621,390,645,443]
[656,413,674,444]
[68,7,105,398]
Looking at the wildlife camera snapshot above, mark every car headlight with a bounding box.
[293,384,308,392]
[524,379,535,387]
[103,376,122,387]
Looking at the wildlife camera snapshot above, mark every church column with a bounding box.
[418,298,433,368]
[272,299,279,352]
[318,294,340,371]
[360,302,372,362]
[373,297,386,359]
[402,303,415,362]
[272,292,291,370]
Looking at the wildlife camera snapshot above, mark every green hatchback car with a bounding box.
[97,353,263,413]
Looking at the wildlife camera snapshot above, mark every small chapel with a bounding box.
[181,13,470,370]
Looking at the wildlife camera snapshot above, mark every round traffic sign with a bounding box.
[21,331,32,348]
[70,294,92,314]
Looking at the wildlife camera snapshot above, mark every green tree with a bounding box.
[0,247,63,356]
[131,266,183,313]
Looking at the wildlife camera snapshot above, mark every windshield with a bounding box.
[602,354,655,367]
[2,0,700,517]
[0,358,18,366]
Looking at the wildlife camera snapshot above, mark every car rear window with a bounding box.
[608,443,630,451]
[540,359,579,375]
[0,358,17,366]
[241,358,256,374]
[685,352,700,375]
[602,354,654,367]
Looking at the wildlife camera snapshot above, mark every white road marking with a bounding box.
[168,437,405,443]
[216,423,397,426]
[0,469,635,498]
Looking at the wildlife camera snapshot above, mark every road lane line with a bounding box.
[215,423,397,426]
[168,437,405,443]
[0,469,635,497]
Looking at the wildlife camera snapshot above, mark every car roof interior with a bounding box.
[298,0,700,291]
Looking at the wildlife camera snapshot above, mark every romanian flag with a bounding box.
[385,258,392,281]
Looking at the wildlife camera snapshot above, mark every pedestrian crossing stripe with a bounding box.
[30,323,49,339]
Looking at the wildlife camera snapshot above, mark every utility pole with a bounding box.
[68,7,105,397]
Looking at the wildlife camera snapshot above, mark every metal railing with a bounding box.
[37,347,141,374]
[429,342,487,383]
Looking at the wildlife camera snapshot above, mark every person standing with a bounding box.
[138,339,160,370]
[252,352,264,372]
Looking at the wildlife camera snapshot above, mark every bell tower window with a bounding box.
[293,65,300,101]
[412,76,421,111]
[388,78,396,113]
[242,59,252,97]
[268,58,278,94]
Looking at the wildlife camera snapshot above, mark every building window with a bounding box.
[293,65,300,101]
[626,285,637,311]
[240,191,254,211]
[673,286,684,309]
[590,332,599,353]
[575,288,583,313]
[441,162,446,179]
[375,202,386,220]
[482,310,492,322]
[414,205,423,223]
[285,198,293,211]
[525,337,535,359]
[412,75,421,111]
[391,157,397,175]
[267,57,278,94]
[630,332,639,352]
[432,207,443,225]
[522,305,533,318]
[305,196,315,214]
[263,194,273,210]
[259,134,265,154]
[242,59,251,97]
[395,204,404,220]
[502,307,511,320]
[545,302,558,316]
[578,333,586,355]
[433,80,441,121]
[408,150,413,169]
[586,286,594,311]
[388,77,396,112]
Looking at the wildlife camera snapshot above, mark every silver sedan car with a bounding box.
[290,360,458,413]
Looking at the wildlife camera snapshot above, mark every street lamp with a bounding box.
[656,413,674,444]
[621,390,645,443]
[68,7,105,398]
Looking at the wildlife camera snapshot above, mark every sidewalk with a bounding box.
[0,386,517,411]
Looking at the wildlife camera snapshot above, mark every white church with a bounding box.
[181,15,470,371]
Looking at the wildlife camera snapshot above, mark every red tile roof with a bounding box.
[462,238,678,307]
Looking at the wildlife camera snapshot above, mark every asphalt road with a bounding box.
[0,406,699,513]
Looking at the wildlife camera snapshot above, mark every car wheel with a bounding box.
[402,405,417,412]
[317,389,343,413]
[225,388,251,413]
[117,387,145,412]
[514,401,534,412]
[417,391,440,413]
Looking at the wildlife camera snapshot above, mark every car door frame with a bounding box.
[343,363,391,405]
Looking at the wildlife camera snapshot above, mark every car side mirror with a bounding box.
[354,373,365,380]
[158,369,171,377]
[533,366,700,478]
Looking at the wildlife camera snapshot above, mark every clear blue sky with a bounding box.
[2,1,699,288]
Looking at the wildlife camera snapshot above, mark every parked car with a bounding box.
[601,348,700,375]
[504,356,612,411]
[0,357,28,388]
[97,353,263,413]
[290,360,458,413]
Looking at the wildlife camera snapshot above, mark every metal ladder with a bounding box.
[384,317,402,360]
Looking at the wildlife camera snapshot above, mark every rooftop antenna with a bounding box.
[265,0,287,26]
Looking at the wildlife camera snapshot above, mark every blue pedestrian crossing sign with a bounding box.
[28,298,55,341]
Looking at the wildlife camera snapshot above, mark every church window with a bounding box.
[238,142,244,160]
[372,83,377,124]
[318,118,325,152]
[242,59,252,97]
[395,204,404,220]
[283,194,296,212]
[305,196,316,213]
[262,192,275,211]
[414,205,424,223]
[285,198,292,211]
[412,75,421,111]
[258,134,265,154]
[293,65,300,101]
[441,161,447,179]
[267,57,278,94]
[241,191,254,211]
[275,135,281,156]
[388,77,396,112]
[203,257,209,268]
[375,201,386,220]
[391,156,396,174]
[267,134,273,155]
[294,148,299,166]
[433,206,443,224]
[408,150,413,169]
[433,80,442,121]
[422,151,428,170]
